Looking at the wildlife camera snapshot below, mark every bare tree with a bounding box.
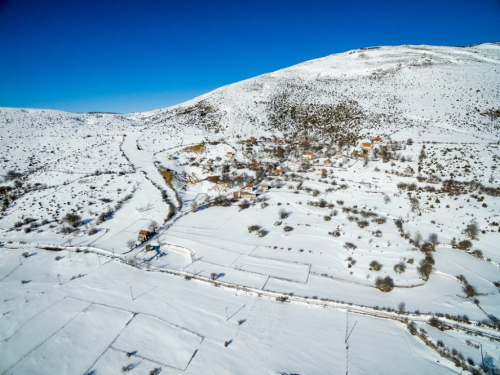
[126,239,136,250]
[428,233,439,250]
[63,213,81,228]
[413,231,423,248]
[148,220,159,233]
[463,220,479,240]
[397,301,406,313]
[278,208,288,219]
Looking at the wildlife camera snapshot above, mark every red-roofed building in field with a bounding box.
[303,151,313,160]
[138,230,152,242]
[361,142,372,151]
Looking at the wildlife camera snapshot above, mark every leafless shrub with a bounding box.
[471,249,483,259]
[344,242,357,250]
[148,220,159,233]
[417,258,433,280]
[369,260,382,271]
[463,284,478,297]
[358,220,369,228]
[457,240,472,250]
[373,217,386,224]
[375,276,394,292]
[278,208,288,219]
[420,242,434,252]
[397,301,406,313]
[63,213,82,228]
[258,229,268,237]
[239,199,250,210]
[463,220,479,240]
[248,225,260,233]
[394,262,406,274]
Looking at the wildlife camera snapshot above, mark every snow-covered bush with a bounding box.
[394,262,406,274]
[375,276,394,292]
[369,260,382,271]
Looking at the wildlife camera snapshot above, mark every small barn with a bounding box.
[318,168,327,175]
[361,142,372,151]
[138,230,152,242]
[241,191,256,199]
[404,166,414,174]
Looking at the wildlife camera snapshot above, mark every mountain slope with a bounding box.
[132,43,500,146]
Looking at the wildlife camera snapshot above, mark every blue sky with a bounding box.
[0,0,499,113]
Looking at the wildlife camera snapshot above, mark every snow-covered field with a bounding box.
[1,42,499,374]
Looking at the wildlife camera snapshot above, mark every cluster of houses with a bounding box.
[166,134,415,205]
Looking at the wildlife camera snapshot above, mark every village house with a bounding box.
[361,142,372,152]
[373,136,382,143]
[303,151,313,160]
[318,168,327,175]
[276,167,283,175]
[324,159,332,166]
[404,166,415,174]
[245,183,254,190]
[143,244,154,252]
[240,190,256,199]
[335,151,344,159]
[350,150,359,158]
[233,191,241,199]
[138,230,152,242]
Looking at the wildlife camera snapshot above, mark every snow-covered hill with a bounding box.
[1,43,500,375]
[133,42,500,144]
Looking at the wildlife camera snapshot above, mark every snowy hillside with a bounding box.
[1,43,500,375]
